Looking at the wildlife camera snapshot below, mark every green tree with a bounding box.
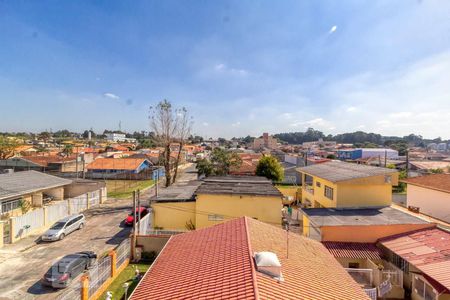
[62,144,73,156]
[197,148,242,177]
[255,156,284,182]
[430,168,444,174]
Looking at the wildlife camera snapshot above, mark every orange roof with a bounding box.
[22,155,77,166]
[130,217,369,300]
[14,145,36,152]
[402,174,450,194]
[379,228,450,291]
[86,158,148,171]
[322,242,382,260]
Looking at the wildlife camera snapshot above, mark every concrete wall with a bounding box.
[136,235,170,255]
[44,187,64,201]
[406,185,450,223]
[151,201,196,230]
[195,193,282,229]
[319,223,436,243]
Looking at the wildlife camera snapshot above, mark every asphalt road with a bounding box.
[0,198,134,300]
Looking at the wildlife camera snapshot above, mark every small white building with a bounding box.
[360,148,399,159]
[403,174,450,223]
[105,133,136,143]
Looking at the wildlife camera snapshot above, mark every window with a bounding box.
[208,214,224,221]
[1,198,21,214]
[385,175,392,183]
[348,262,360,268]
[324,186,334,200]
[316,181,321,187]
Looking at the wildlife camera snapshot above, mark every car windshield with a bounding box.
[51,222,66,230]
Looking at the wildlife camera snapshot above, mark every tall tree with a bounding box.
[197,148,242,177]
[0,136,18,159]
[172,107,193,184]
[256,155,284,182]
[149,100,179,187]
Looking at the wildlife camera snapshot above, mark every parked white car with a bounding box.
[41,214,85,242]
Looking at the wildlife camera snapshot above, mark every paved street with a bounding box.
[0,198,134,300]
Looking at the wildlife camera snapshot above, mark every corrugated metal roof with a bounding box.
[379,227,450,290]
[322,242,382,260]
[297,161,397,182]
[0,170,72,201]
[196,176,283,197]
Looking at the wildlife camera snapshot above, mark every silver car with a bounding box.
[41,214,85,242]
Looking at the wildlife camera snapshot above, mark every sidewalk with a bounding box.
[0,234,40,255]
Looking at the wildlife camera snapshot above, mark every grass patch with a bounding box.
[99,263,151,300]
[106,180,154,199]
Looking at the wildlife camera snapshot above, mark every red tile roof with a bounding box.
[22,155,77,166]
[379,227,450,291]
[402,174,450,194]
[130,217,369,300]
[86,158,148,171]
[322,242,382,260]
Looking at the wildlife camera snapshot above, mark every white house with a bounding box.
[403,174,450,223]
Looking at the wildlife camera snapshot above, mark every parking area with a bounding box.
[0,198,134,300]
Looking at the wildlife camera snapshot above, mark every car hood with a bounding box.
[44,229,62,236]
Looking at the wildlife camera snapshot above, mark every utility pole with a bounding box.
[137,189,141,235]
[132,191,137,260]
[406,149,409,178]
[384,149,387,167]
[304,151,308,166]
[155,168,159,197]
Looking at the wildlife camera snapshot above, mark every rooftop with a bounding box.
[402,174,450,194]
[322,242,383,260]
[151,180,202,202]
[196,175,283,197]
[130,217,369,300]
[86,158,149,171]
[379,227,450,291]
[297,161,397,182]
[0,170,72,201]
[303,207,430,227]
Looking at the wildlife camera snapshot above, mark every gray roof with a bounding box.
[296,161,397,182]
[302,207,429,227]
[196,176,282,197]
[0,170,72,201]
[151,180,202,202]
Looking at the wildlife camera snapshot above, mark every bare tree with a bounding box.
[149,100,179,187]
[172,107,193,183]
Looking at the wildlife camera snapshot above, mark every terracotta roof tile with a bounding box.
[322,242,382,260]
[130,217,369,300]
[379,227,450,290]
[402,174,450,194]
[86,158,148,171]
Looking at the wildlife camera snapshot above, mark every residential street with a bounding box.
[0,164,194,300]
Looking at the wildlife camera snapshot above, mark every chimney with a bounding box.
[254,251,283,281]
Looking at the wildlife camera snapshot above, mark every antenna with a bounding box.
[119,120,122,132]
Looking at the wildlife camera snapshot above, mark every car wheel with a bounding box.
[59,234,65,240]
[78,223,84,230]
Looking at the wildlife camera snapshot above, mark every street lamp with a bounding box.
[123,282,129,299]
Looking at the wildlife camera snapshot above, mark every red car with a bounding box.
[125,207,149,226]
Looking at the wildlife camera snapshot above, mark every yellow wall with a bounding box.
[319,223,435,243]
[151,201,196,230]
[301,172,399,208]
[276,186,301,201]
[195,194,282,229]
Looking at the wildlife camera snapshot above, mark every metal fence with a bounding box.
[146,229,187,235]
[69,195,88,214]
[56,284,81,300]
[364,287,377,300]
[116,238,131,270]
[88,256,112,297]
[12,208,44,238]
[345,268,374,287]
[47,201,69,224]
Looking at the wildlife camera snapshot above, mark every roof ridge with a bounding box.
[243,217,260,300]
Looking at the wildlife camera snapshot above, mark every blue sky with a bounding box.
[1,1,450,139]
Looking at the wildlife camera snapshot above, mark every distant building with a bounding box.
[105,132,136,143]
[86,158,152,179]
[337,148,398,160]
[253,132,277,150]
[437,142,447,152]
[302,138,336,149]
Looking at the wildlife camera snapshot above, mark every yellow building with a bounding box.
[151,176,283,230]
[297,161,399,208]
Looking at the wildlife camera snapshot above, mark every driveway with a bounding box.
[0,198,134,300]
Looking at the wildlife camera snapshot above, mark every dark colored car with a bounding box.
[124,207,149,226]
[41,251,97,289]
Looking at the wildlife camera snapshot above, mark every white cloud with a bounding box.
[103,92,120,100]
[329,25,337,34]
[280,112,293,119]
[213,63,248,76]
[214,63,225,71]
[389,111,412,118]
[202,122,209,127]
[346,106,357,112]
[231,121,241,127]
